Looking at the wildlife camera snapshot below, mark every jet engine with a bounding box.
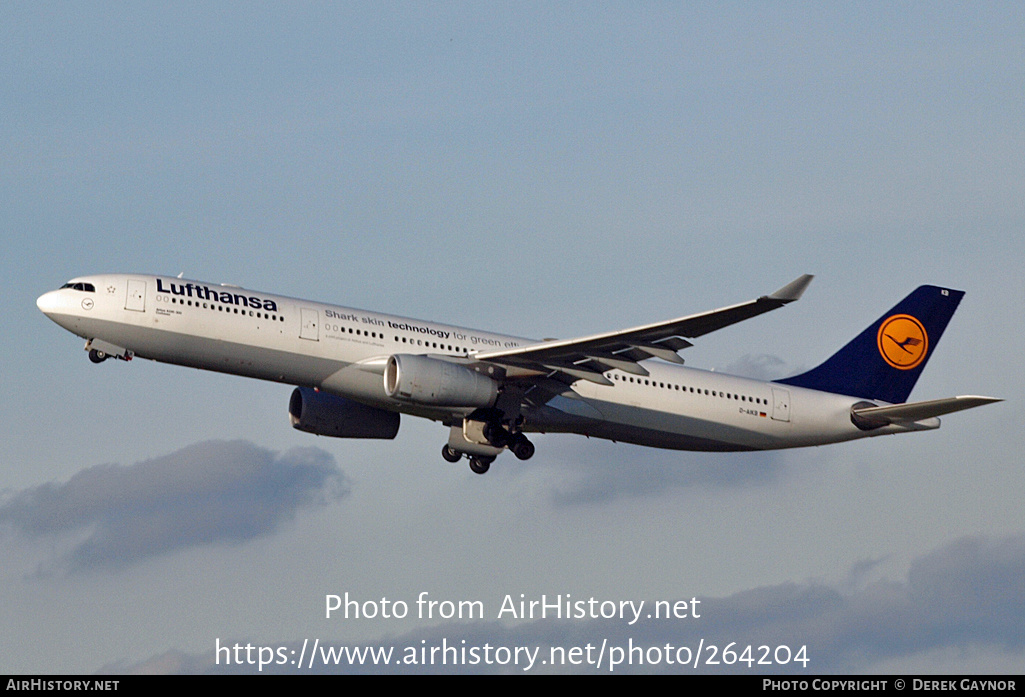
[384,354,499,407]
[289,387,400,438]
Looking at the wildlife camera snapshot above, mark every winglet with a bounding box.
[768,274,814,303]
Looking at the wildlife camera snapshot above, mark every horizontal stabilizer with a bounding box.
[851,395,1002,428]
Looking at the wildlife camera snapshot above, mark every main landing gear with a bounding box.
[441,419,535,475]
[468,457,492,475]
[88,349,108,363]
[508,433,535,461]
[481,419,535,461]
[441,444,496,475]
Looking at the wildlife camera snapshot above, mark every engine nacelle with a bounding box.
[289,387,400,439]
[384,354,499,407]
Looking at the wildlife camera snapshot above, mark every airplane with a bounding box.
[36,273,1000,474]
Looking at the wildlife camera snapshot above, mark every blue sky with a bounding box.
[1,2,1022,673]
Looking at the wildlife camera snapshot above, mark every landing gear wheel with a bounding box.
[88,349,108,364]
[441,444,462,463]
[482,421,510,448]
[468,457,492,475]
[510,434,535,461]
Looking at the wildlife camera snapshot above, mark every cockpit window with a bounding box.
[60,282,96,292]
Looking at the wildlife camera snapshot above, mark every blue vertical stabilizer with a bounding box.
[778,286,964,404]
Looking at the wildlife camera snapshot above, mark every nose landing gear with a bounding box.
[85,340,133,364]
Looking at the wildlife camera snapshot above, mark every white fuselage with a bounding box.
[37,274,936,453]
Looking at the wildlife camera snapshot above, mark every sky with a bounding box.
[1,1,1023,674]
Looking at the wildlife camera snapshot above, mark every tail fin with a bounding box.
[778,285,964,403]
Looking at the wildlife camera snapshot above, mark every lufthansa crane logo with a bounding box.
[877,314,928,370]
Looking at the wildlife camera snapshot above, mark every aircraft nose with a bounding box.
[36,290,62,316]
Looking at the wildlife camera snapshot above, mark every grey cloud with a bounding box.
[0,440,347,571]
[116,533,1024,674]
[716,354,792,381]
[904,536,1025,647]
[540,438,788,506]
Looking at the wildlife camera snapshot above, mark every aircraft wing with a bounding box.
[473,274,814,386]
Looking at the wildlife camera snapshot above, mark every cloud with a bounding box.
[715,354,793,381]
[0,440,346,572]
[115,533,1025,674]
[537,437,788,506]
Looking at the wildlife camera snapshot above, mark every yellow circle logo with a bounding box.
[877,314,928,370]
